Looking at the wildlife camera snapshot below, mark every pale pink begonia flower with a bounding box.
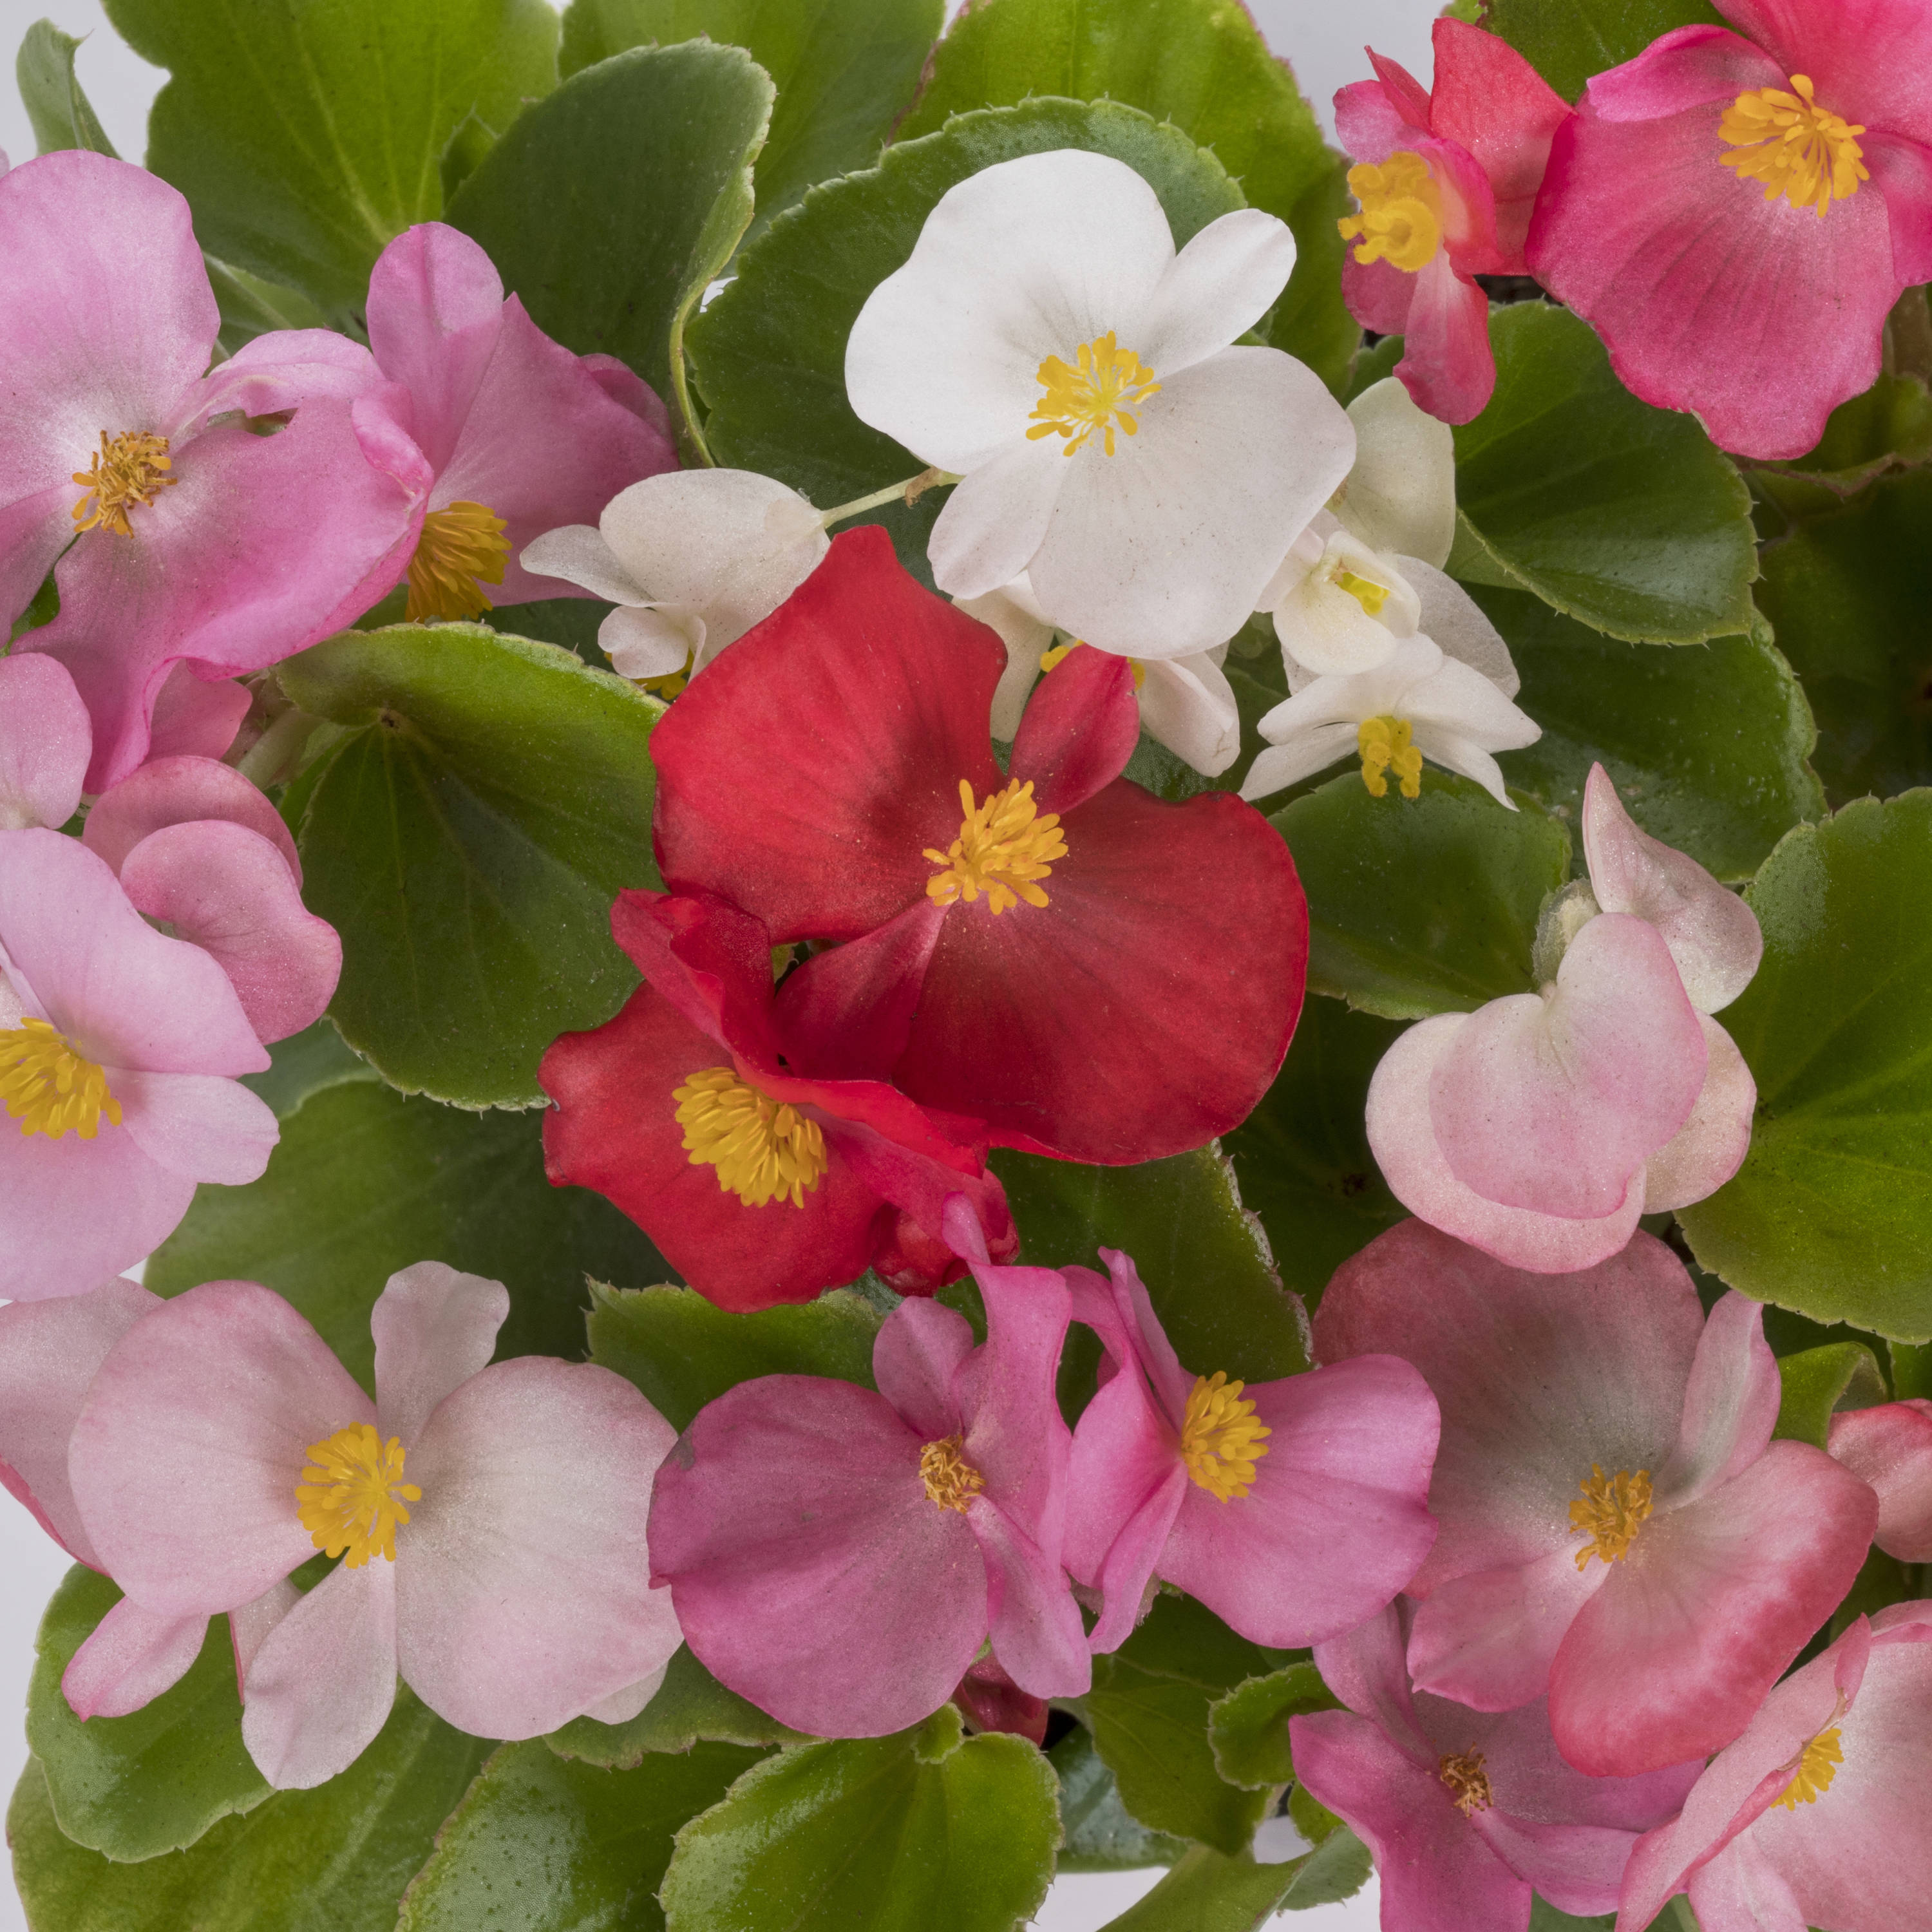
[144,664,252,762]
[67,1264,682,1790]
[1828,1399,1932,1561]
[1063,1245,1439,1653]
[0,654,91,832]
[1288,1602,1701,1932]
[1316,1220,1878,1778]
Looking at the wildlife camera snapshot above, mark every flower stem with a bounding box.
[819,468,960,527]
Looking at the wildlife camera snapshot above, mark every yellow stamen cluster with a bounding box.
[296,1423,421,1568]
[1358,715,1423,800]
[0,1019,122,1141]
[1773,1726,1844,1810]
[1719,75,1868,217]
[1338,152,1443,273]
[1039,640,1146,690]
[1179,1372,1273,1502]
[1569,1464,1654,1571]
[1027,332,1161,457]
[406,500,511,621]
[672,1066,827,1208]
[72,430,176,537]
[1332,566,1391,617]
[925,778,1066,916]
[920,1433,986,1513]
[1438,1750,1493,1817]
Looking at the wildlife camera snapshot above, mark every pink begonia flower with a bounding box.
[1063,1245,1439,1653]
[1617,1604,1932,1932]
[0,829,276,1300]
[1527,0,1932,460]
[0,151,417,791]
[1367,764,1762,1273]
[647,1218,1090,1739]
[0,654,91,831]
[1316,1220,1878,1778]
[67,1264,682,1789]
[1334,19,1571,424]
[1829,1399,1932,1561]
[145,664,252,762]
[1289,1602,1701,1932]
[352,222,677,625]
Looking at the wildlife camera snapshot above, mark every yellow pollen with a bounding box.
[920,1433,986,1513]
[1338,152,1443,273]
[1179,1372,1272,1502]
[672,1065,827,1208]
[1719,75,1868,216]
[1438,1750,1493,1817]
[1027,331,1161,457]
[1332,566,1391,617]
[1773,1727,1844,1810]
[1358,715,1423,800]
[406,500,511,622]
[0,1019,122,1141]
[637,650,694,699]
[72,430,176,537]
[295,1423,421,1568]
[1039,639,1146,689]
[924,778,1067,916]
[1569,1464,1654,1570]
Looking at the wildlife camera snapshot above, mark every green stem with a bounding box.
[819,468,960,527]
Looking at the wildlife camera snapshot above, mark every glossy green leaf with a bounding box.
[397,1737,766,1932]
[102,0,560,321]
[17,19,117,155]
[1117,1592,1285,1691]
[1274,1825,1374,1910]
[204,255,334,357]
[10,1690,491,1932]
[1449,304,1757,644]
[147,1076,667,1395]
[1050,1725,1187,1873]
[448,41,774,431]
[1772,1342,1888,1449]
[1095,1844,1302,1931]
[278,622,663,1108]
[659,1705,1061,1932]
[1757,372,1932,498]
[1208,1665,1338,1792]
[1271,771,1572,1020]
[1477,0,1725,103]
[549,1645,808,1766]
[239,1016,381,1117]
[1680,793,1932,1339]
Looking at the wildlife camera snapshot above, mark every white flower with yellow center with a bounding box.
[1331,377,1457,568]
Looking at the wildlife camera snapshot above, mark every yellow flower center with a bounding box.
[1179,1372,1272,1502]
[920,1432,985,1513]
[406,500,511,622]
[1773,1726,1844,1810]
[71,430,177,537]
[1338,152,1443,273]
[1332,565,1391,617]
[0,1018,122,1141]
[296,1423,421,1568]
[672,1065,827,1208]
[1039,640,1146,689]
[924,777,1067,916]
[1358,715,1423,800]
[1719,75,1868,217]
[1027,331,1161,458]
[1438,1750,1493,1816]
[1569,1464,1654,1571]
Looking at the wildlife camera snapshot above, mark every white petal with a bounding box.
[577,1663,670,1727]
[1408,725,1517,808]
[518,524,649,604]
[953,584,1054,740]
[600,605,700,681]
[1338,377,1457,568]
[1403,558,1519,696]
[1135,208,1297,375]
[1137,654,1240,776]
[1256,519,1328,613]
[1256,638,1448,739]
[1403,654,1543,751]
[928,437,1066,601]
[372,1261,509,1447]
[1271,531,1419,677]
[1239,724,1363,800]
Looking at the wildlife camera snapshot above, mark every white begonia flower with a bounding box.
[1333,377,1457,568]
[845,148,1356,661]
[521,469,829,683]
[1262,520,1425,678]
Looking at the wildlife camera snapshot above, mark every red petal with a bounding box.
[1010,645,1139,816]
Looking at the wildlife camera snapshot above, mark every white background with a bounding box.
[0,0,1439,1922]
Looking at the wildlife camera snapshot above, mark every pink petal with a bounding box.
[370,1261,510,1448]
[1717,0,1932,148]
[1312,1602,1434,1763]
[113,1068,279,1185]
[1866,130,1932,283]
[1065,1346,1180,1592]
[62,1596,211,1721]
[1396,253,1495,425]
[1088,1467,1189,1654]
[1008,644,1140,817]
[1584,24,1780,118]
[1829,1400,1932,1561]
[873,1297,975,1440]
[967,1499,1091,1699]
[1335,77,1426,163]
[1341,249,1419,339]
[145,665,251,762]
[188,327,383,425]
[1096,1247,1193,1423]
[1407,1546,1607,1712]
[84,753,301,884]
[1684,1835,1808,1932]
[1470,1811,1643,1918]
[1643,1014,1757,1213]
[1658,1290,1780,1507]
[231,1577,301,1690]
[0,654,89,830]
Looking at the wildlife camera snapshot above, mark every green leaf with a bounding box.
[16,19,117,155]
[203,254,334,357]
[147,1076,668,1396]
[10,1690,491,1932]
[1478,0,1727,103]
[1117,1591,1285,1692]
[449,41,774,440]
[397,1737,766,1932]
[1050,1725,1188,1873]
[1449,304,1757,644]
[1756,372,1932,498]
[1271,771,1573,1020]
[559,0,941,243]
[1092,1835,1368,1931]
[549,1645,808,1766]
[278,622,663,1108]
[1208,1665,1338,1792]
[1275,1824,1374,1910]
[102,0,560,322]
[659,1705,1061,1932]
[1772,1342,1888,1449]
[27,1568,266,1862]
[897,0,1356,388]
[239,1015,381,1117]
[1680,792,1932,1340]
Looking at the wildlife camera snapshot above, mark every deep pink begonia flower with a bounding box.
[1829,1399,1932,1561]
[67,1264,682,1789]
[647,1233,1090,1738]
[1367,764,1762,1273]
[0,151,416,791]
[1290,1602,1701,1932]
[1334,19,1571,423]
[1617,1605,1932,1932]
[1063,1245,1439,1653]
[1316,1220,1877,1777]
[1527,0,1932,459]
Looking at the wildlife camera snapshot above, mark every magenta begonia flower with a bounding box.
[647,1237,1090,1738]
[1367,764,1762,1274]
[1317,1220,1877,1777]
[1063,1246,1439,1653]
[1526,0,1932,459]
[1829,1399,1932,1561]
[0,151,417,790]
[1617,1605,1932,1932]
[352,222,676,625]
[1289,1603,1701,1932]
[1334,19,1571,423]
[67,1264,681,1789]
